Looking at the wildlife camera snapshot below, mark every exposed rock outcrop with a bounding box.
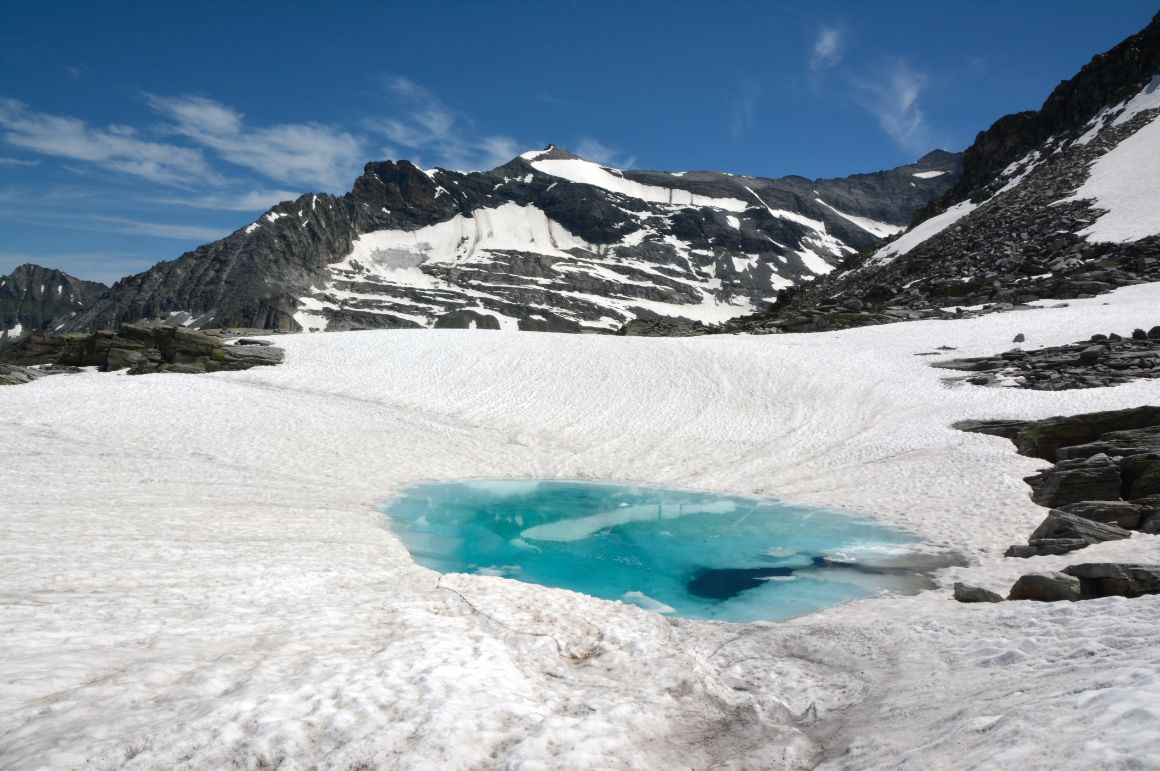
[2,324,283,382]
[935,329,1160,390]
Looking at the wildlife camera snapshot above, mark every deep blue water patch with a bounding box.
[383,479,926,622]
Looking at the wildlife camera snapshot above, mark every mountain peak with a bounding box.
[519,145,583,163]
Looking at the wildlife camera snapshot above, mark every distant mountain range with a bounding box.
[7,148,959,336]
[7,11,1159,342]
[0,265,107,343]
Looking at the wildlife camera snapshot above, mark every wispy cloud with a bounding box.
[852,61,932,153]
[157,189,302,212]
[0,157,39,167]
[0,203,229,241]
[810,27,844,71]
[574,137,635,169]
[375,76,523,170]
[145,94,364,191]
[731,78,761,139]
[0,98,217,186]
[84,214,228,240]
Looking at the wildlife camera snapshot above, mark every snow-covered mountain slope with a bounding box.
[60,147,959,333]
[4,283,1160,769]
[0,264,107,344]
[766,11,1160,322]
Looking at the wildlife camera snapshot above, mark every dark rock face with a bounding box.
[959,406,1160,565]
[1007,571,1083,602]
[54,149,959,335]
[1062,563,1160,598]
[956,406,1160,462]
[0,264,108,344]
[1024,454,1123,508]
[1058,500,1152,530]
[3,324,283,378]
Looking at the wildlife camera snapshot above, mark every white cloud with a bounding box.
[0,98,217,185]
[146,94,364,191]
[852,61,933,153]
[574,137,635,169]
[0,157,39,167]
[810,27,844,71]
[375,75,525,171]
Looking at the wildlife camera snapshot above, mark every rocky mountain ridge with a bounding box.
[727,11,1160,333]
[53,147,960,334]
[0,264,108,344]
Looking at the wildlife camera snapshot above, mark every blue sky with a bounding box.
[1,0,1156,284]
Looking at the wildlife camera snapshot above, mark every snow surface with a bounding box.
[2,322,22,338]
[1066,111,1160,243]
[3,284,1160,768]
[529,157,749,212]
[911,170,947,179]
[867,199,977,267]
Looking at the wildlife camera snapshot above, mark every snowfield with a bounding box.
[3,284,1160,769]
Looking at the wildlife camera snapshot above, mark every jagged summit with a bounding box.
[0,263,108,342]
[519,145,584,162]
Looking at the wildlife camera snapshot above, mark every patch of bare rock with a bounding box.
[0,323,283,385]
[953,406,1160,603]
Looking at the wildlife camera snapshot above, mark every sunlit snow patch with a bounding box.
[384,479,930,623]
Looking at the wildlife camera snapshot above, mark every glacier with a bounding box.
[2,284,1160,768]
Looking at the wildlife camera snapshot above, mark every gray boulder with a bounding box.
[953,583,1005,603]
[1029,509,1131,544]
[1008,571,1083,602]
